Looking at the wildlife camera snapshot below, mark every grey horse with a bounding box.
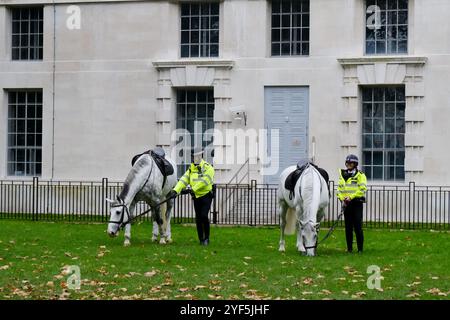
[107,153,177,246]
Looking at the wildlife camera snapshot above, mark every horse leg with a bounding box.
[154,206,167,245]
[152,219,159,242]
[296,205,306,253]
[124,201,136,247]
[278,200,288,252]
[165,199,174,243]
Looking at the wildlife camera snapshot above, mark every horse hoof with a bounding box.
[159,239,167,245]
[279,246,285,252]
[166,238,173,244]
[152,236,158,242]
[124,241,131,247]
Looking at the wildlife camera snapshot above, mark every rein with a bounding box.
[302,206,345,250]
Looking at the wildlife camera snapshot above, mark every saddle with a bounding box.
[284,160,330,199]
[131,147,174,188]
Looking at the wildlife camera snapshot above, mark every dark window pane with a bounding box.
[388,11,397,25]
[301,43,309,55]
[396,88,405,101]
[181,45,189,57]
[210,44,218,57]
[211,3,219,15]
[395,120,405,134]
[374,89,384,102]
[399,0,408,10]
[398,40,407,53]
[302,28,309,41]
[385,119,395,133]
[191,17,199,29]
[272,14,280,28]
[363,119,373,133]
[363,135,372,148]
[385,166,395,180]
[181,31,189,44]
[211,16,219,29]
[302,13,309,27]
[35,134,42,146]
[385,134,396,148]
[362,89,373,102]
[190,31,199,43]
[190,45,199,57]
[385,151,395,166]
[366,41,375,54]
[373,135,384,148]
[272,29,280,42]
[395,167,405,180]
[191,4,199,15]
[376,41,386,54]
[373,103,384,117]
[396,135,404,148]
[271,43,280,56]
[8,149,16,162]
[373,166,383,179]
[210,30,219,43]
[282,15,290,28]
[396,151,405,166]
[363,151,372,165]
[281,29,290,41]
[385,103,395,117]
[281,0,291,13]
[181,17,190,30]
[398,10,408,24]
[27,134,35,146]
[281,43,290,55]
[388,0,397,10]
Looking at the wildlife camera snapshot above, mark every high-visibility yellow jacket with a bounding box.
[173,159,215,198]
[337,169,367,201]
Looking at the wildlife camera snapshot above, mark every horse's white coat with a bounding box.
[278,164,330,256]
[107,154,177,246]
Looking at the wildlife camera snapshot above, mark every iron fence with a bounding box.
[0,178,449,230]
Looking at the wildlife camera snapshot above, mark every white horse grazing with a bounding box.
[278,163,330,256]
[107,153,177,246]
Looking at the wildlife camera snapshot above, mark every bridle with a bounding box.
[301,220,320,251]
[108,157,155,230]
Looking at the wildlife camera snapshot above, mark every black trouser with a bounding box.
[343,199,364,252]
[193,192,213,242]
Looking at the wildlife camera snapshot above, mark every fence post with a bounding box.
[409,181,415,229]
[249,180,257,226]
[212,185,217,224]
[33,177,39,221]
[102,178,108,222]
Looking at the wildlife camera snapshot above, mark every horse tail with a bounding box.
[285,208,297,235]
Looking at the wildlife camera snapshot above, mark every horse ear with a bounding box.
[116,195,121,202]
[105,198,114,204]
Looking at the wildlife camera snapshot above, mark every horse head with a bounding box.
[106,195,130,237]
[299,220,320,256]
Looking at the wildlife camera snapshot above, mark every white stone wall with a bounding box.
[0,0,449,185]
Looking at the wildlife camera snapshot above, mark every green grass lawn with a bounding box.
[0,220,449,300]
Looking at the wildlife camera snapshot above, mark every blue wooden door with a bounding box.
[264,87,309,184]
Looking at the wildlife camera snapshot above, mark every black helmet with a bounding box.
[345,154,359,166]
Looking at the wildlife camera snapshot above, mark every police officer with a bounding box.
[167,147,215,246]
[337,154,367,253]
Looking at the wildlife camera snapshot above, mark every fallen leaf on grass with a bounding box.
[178,287,190,292]
[0,265,10,271]
[302,277,314,285]
[144,270,157,277]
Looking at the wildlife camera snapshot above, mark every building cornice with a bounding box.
[152,59,234,70]
[337,56,428,66]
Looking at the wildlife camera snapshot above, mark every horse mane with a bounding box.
[120,154,154,202]
[298,166,322,224]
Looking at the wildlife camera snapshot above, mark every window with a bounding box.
[176,89,214,176]
[7,90,43,176]
[365,0,408,55]
[11,7,43,60]
[271,0,309,56]
[362,87,405,181]
[180,2,219,58]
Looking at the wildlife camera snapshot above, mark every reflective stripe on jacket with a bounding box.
[173,159,215,198]
[336,169,367,201]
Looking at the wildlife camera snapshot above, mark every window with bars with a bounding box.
[176,89,215,176]
[7,90,43,176]
[365,0,408,55]
[180,2,219,58]
[271,0,310,56]
[362,87,405,181]
[11,7,43,60]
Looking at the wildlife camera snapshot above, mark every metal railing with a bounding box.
[0,178,449,230]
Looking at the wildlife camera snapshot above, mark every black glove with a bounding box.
[167,190,178,199]
[181,188,195,197]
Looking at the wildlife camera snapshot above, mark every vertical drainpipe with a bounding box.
[51,1,56,180]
